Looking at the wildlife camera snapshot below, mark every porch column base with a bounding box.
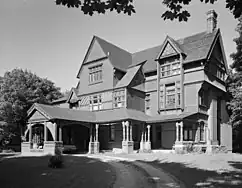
[21,142,31,154]
[88,141,100,154]
[44,141,63,155]
[139,141,145,152]
[144,141,151,151]
[173,142,188,154]
[122,141,134,154]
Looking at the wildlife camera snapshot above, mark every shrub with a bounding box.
[48,148,63,168]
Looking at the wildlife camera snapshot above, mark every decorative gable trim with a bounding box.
[27,103,52,122]
[76,36,108,79]
[156,36,184,60]
[66,88,79,103]
[206,29,229,73]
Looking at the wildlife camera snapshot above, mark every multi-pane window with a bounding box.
[109,125,115,141]
[113,89,125,108]
[166,84,176,108]
[89,94,102,111]
[89,64,102,84]
[200,122,205,142]
[145,94,151,110]
[184,128,193,141]
[160,81,180,110]
[160,59,180,78]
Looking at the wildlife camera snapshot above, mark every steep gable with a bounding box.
[66,88,79,103]
[84,39,107,63]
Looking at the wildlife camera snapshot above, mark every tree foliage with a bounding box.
[55,0,242,21]
[227,16,242,130]
[0,68,63,127]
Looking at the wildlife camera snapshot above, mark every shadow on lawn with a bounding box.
[138,159,242,188]
[0,155,115,188]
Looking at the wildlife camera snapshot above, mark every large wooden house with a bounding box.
[22,10,232,155]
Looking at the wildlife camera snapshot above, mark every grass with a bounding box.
[105,152,242,187]
[0,155,115,188]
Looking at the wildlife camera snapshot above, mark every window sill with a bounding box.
[89,80,103,86]
[160,106,181,111]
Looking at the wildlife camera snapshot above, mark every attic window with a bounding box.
[89,64,103,84]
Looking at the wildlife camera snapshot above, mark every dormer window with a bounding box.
[160,58,180,78]
[89,64,103,84]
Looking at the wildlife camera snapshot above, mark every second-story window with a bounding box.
[160,59,180,78]
[89,94,102,111]
[166,84,176,108]
[113,89,125,108]
[89,64,102,84]
[160,81,180,110]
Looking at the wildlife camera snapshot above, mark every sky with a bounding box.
[0,0,239,92]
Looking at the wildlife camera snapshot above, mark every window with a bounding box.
[166,84,176,108]
[113,89,125,108]
[145,94,151,110]
[109,125,115,141]
[160,60,180,78]
[184,128,193,141]
[89,94,102,111]
[217,68,225,81]
[89,64,102,84]
[160,81,180,110]
[200,122,205,142]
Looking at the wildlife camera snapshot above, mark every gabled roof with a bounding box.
[115,64,142,89]
[132,29,219,73]
[156,35,185,59]
[66,87,79,103]
[28,103,95,123]
[77,36,132,78]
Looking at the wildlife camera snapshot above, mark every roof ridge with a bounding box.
[94,35,131,54]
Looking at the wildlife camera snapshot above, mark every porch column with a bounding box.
[44,122,47,142]
[176,122,179,142]
[54,122,58,141]
[122,121,126,141]
[29,124,32,142]
[144,125,147,142]
[59,126,62,142]
[95,124,99,142]
[130,122,133,142]
[147,125,151,142]
[180,121,183,142]
[90,124,93,142]
[126,121,130,141]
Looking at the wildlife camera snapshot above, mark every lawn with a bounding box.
[0,155,115,188]
[104,152,242,188]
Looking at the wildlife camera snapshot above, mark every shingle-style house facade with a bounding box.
[22,10,232,155]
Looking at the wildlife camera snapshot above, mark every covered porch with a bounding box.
[22,103,152,155]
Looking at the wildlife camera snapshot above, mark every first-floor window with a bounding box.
[200,122,205,141]
[109,125,115,141]
[184,128,193,141]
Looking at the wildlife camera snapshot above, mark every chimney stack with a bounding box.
[207,10,218,33]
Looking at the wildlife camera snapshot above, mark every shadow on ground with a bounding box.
[137,159,242,188]
[0,155,115,188]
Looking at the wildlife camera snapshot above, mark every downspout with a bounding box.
[180,53,185,111]
[157,60,160,114]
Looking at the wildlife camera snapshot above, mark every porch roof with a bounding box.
[146,111,200,124]
[28,103,150,123]
[28,103,201,124]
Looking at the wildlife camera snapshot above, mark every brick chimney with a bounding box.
[207,10,218,33]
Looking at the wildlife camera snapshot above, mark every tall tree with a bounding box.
[227,16,242,151]
[55,0,242,21]
[0,68,63,130]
